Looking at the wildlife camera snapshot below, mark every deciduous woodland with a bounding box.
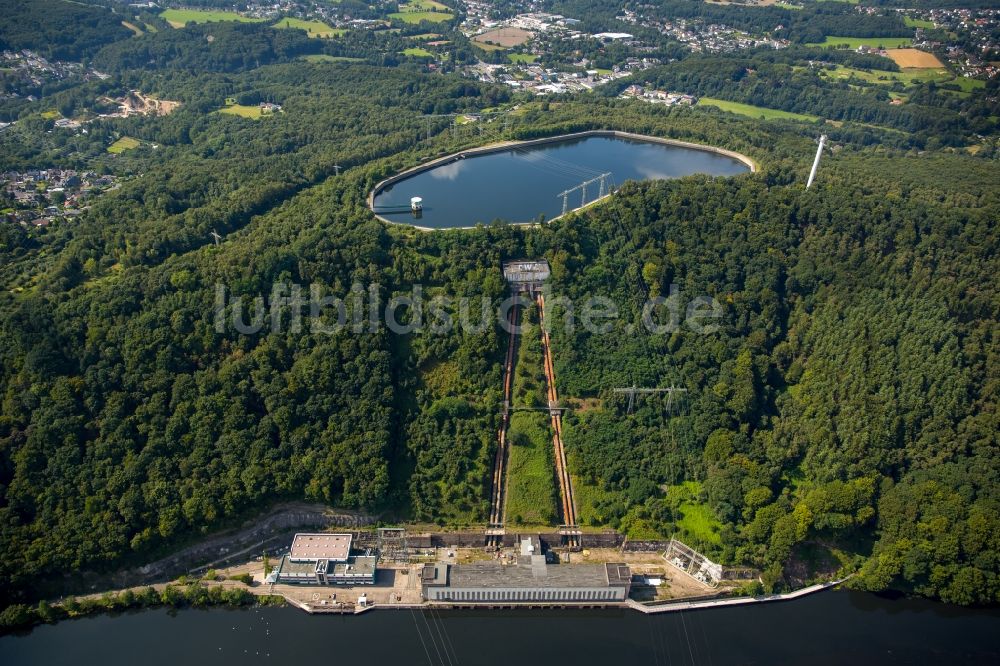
[0,0,997,621]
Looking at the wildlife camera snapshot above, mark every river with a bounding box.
[4,590,998,665]
[371,135,750,229]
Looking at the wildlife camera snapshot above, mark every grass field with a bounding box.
[885,48,946,69]
[219,104,263,119]
[160,9,264,28]
[389,10,454,24]
[698,97,819,121]
[401,0,450,9]
[301,54,363,63]
[272,17,343,38]
[508,53,537,63]
[107,137,140,153]
[904,17,935,29]
[948,76,986,92]
[505,412,558,525]
[820,64,951,86]
[669,481,723,546]
[805,36,912,49]
[473,42,506,52]
[401,47,434,57]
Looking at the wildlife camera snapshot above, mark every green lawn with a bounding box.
[508,53,537,63]
[219,104,263,119]
[389,11,454,24]
[504,412,558,526]
[805,36,912,49]
[904,17,935,29]
[698,97,819,122]
[401,47,434,57]
[160,8,264,28]
[272,17,343,38]
[107,137,140,153]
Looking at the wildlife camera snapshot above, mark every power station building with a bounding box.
[266,533,377,586]
[421,546,631,603]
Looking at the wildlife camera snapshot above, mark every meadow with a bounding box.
[219,104,263,119]
[390,1,454,24]
[805,36,912,49]
[272,18,343,38]
[107,136,140,153]
[160,9,264,28]
[698,97,819,122]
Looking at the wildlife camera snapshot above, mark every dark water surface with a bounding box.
[4,590,998,665]
[371,136,750,229]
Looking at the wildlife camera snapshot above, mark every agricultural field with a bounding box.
[107,136,140,153]
[885,48,946,69]
[219,104,263,119]
[272,17,343,38]
[805,36,912,49]
[698,97,819,122]
[474,27,533,48]
[160,9,264,28]
[401,47,434,58]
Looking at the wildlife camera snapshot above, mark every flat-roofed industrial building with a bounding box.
[268,533,376,586]
[421,560,631,603]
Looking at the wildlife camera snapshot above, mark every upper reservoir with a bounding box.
[370,132,753,229]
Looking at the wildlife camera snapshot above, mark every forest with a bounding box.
[0,0,132,61]
[0,2,998,620]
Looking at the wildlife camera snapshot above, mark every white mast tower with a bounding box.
[806,134,827,189]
